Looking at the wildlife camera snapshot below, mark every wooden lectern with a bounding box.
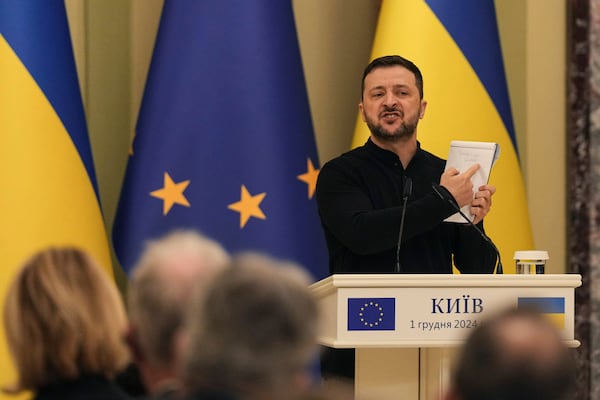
[310,274,581,400]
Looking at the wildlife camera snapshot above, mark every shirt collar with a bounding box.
[364,137,423,168]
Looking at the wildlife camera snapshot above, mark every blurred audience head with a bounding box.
[127,229,230,394]
[446,306,575,400]
[3,246,129,393]
[182,252,319,399]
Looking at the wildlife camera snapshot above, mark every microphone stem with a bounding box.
[432,183,502,274]
[395,195,409,273]
[454,206,503,274]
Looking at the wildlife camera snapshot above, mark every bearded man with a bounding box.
[315,55,499,381]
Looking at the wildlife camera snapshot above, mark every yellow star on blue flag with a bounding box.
[297,158,319,199]
[228,185,266,228]
[150,172,190,215]
[113,0,328,281]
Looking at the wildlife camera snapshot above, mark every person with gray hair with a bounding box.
[126,230,230,398]
[182,252,320,400]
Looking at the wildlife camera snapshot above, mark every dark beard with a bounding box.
[367,119,417,142]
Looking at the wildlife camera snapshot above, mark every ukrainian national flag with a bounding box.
[0,2,112,396]
[352,0,534,272]
[112,1,328,281]
[518,297,565,329]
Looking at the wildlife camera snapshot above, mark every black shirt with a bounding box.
[35,375,131,400]
[316,138,496,274]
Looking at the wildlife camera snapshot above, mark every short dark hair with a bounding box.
[451,307,575,400]
[361,55,424,100]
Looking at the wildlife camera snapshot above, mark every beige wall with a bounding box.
[66,1,566,276]
[496,1,566,273]
[526,1,566,274]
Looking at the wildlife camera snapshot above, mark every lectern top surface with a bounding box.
[310,274,582,296]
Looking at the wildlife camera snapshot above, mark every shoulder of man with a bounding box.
[414,145,446,168]
[321,144,372,170]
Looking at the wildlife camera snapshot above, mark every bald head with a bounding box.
[494,313,565,369]
[450,307,575,400]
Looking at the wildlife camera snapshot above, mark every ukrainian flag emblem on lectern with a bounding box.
[348,298,395,331]
[518,297,565,329]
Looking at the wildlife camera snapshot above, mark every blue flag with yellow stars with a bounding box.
[112,0,328,281]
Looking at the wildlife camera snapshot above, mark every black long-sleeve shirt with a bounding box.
[315,138,497,274]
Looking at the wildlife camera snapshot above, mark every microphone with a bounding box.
[395,177,413,273]
[431,183,503,274]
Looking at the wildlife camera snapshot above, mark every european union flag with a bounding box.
[348,298,395,331]
[112,1,328,281]
[518,297,565,329]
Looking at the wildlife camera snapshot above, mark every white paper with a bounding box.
[443,141,500,223]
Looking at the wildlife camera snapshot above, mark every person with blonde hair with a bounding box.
[3,247,131,399]
[182,252,320,400]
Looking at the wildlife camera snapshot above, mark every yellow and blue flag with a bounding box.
[518,297,565,329]
[352,0,534,272]
[113,1,328,281]
[0,1,112,395]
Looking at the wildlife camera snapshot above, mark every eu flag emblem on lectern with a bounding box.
[348,298,395,331]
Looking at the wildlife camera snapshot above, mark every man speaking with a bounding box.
[316,54,498,275]
[315,55,499,379]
